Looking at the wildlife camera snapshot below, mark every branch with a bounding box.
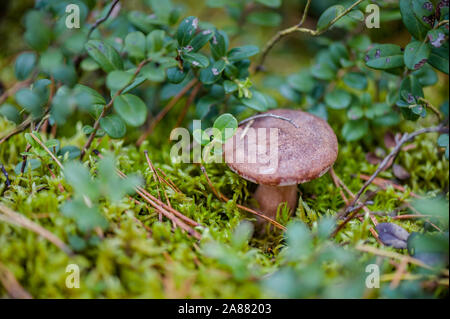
[87,0,120,39]
[343,125,448,218]
[238,113,299,128]
[0,204,73,255]
[80,58,151,159]
[256,0,364,72]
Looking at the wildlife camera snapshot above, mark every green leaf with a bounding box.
[311,62,336,80]
[190,29,214,52]
[213,113,237,143]
[176,16,199,47]
[196,96,217,118]
[15,88,44,118]
[182,52,209,68]
[147,30,166,54]
[167,67,189,83]
[210,30,228,60]
[85,40,123,73]
[199,60,226,84]
[347,106,364,120]
[287,71,314,93]
[413,64,438,86]
[428,45,449,74]
[223,80,238,94]
[100,114,126,139]
[365,44,404,70]
[124,31,146,60]
[227,45,259,62]
[24,11,52,52]
[317,5,345,32]
[0,103,21,124]
[412,0,435,28]
[15,52,37,81]
[247,12,282,27]
[74,84,106,106]
[141,63,166,82]
[404,40,431,70]
[241,90,268,112]
[325,89,352,109]
[399,0,429,40]
[343,72,368,90]
[113,94,147,127]
[342,120,369,142]
[106,71,133,91]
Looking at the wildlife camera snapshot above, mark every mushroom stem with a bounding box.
[254,184,298,220]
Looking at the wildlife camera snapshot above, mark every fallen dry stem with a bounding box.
[200,165,287,231]
[0,204,73,255]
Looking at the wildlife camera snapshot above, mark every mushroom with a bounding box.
[224,109,338,223]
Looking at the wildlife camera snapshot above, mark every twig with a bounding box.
[80,58,151,159]
[29,133,63,170]
[0,78,34,105]
[1,162,11,188]
[200,165,286,231]
[418,97,442,121]
[0,204,73,255]
[156,168,182,194]
[238,113,299,129]
[174,82,202,129]
[256,0,364,71]
[343,125,448,217]
[93,151,200,234]
[0,262,33,299]
[355,244,440,272]
[87,0,120,39]
[0,117,32,145]
[136,78,198,146]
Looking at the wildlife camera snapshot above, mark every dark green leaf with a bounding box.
[404,40,431,70]
[325,89,352,109]
[210,30,228,60]
[343,72,368,90]
[113,94,147,127]
[15,52,37,81]
[106,71,133,91]
[317,5,345,32]
[365,44,404,70]
[182,52,209,68]
[85,40,123,73]
[227,45,259,62]
[176,16,199,47]
[124,31,146,60]
[100,114,126,138]
[400,0,429,40]
[287,71,314,93]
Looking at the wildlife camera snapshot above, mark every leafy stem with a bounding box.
[256,0,364,72]
[80,58,151,160]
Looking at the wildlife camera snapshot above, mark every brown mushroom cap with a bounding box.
[224,109,338,186]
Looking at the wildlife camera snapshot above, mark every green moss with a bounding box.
[0,115,448,298]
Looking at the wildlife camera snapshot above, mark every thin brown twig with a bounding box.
[29,133,63,170]
[200,165,286,231]
[0,204,73,255]
[156,168,182,194]
[0,262,33,299]
[87,0,120,39]
[136,78,199,146]
[256,0,364,72]
[344,125,448,218]
[174,82,202,129]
